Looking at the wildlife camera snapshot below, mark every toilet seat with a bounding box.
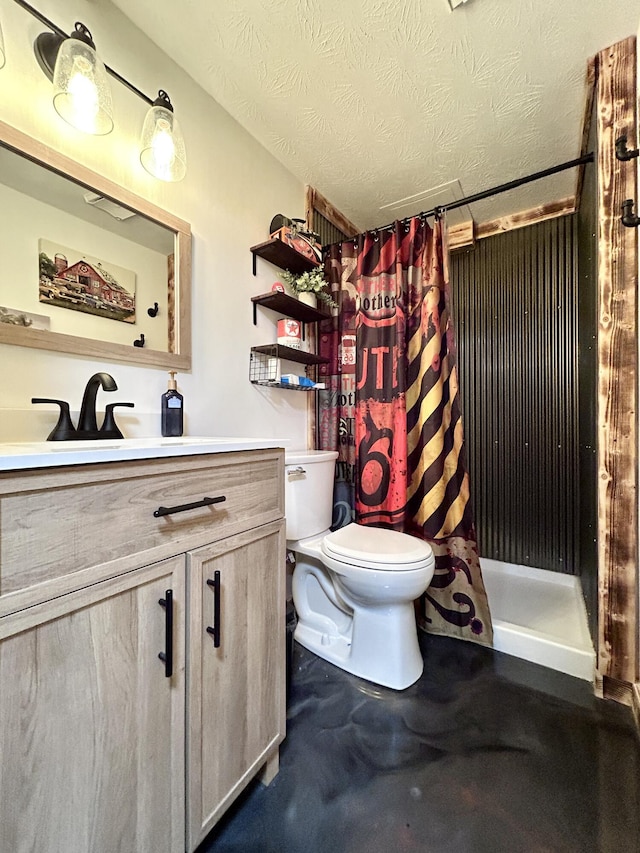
[322,523,433,571]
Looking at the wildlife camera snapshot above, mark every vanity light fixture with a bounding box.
[0,18,6,69]
[140,90,187,182]
[44,22,113,135]
[12,0,187,180]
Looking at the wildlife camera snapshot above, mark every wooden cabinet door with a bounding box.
[0,556,185,853]
[186,520,285,851]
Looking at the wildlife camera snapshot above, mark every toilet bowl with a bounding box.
[285,450,435,690]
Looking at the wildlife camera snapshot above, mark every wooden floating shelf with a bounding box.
[251,291,329,325]
[250,238,320,276]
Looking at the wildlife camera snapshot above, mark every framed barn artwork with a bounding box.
[38,239,136,324]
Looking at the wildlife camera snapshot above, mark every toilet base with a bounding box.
[293,602,424,691]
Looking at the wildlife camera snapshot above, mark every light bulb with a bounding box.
[52,24,113,135]
[140,92,186,181]
[150,118,176,177]
[65,56,100,132]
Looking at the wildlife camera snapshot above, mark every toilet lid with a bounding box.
[322,523,433,570]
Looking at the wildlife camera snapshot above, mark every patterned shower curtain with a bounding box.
[318,217,492,646]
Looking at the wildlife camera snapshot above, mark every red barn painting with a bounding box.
[39,239,136,324]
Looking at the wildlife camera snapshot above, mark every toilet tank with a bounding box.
[285,449,338,540]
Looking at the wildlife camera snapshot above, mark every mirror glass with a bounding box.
[0,121,191,370]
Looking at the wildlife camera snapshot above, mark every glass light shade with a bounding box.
[52,36,113,135]
[140,104,186,182]
[0,20,6,70]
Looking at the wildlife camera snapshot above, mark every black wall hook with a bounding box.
[621,199,640,228]
[147,302,159,317]
[615,135,639,161]
[133,333,145,347]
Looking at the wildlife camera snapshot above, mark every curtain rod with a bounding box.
[332,152,595,245]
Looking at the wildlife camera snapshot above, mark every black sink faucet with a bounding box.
[78,372,117,432]
[32,372,134,440]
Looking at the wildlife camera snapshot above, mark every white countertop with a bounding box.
[0,437,286,472]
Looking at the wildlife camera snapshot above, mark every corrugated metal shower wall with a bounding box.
[311,209,350,247]
[450,217,579,574]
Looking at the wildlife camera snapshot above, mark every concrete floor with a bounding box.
[200,632,640,853]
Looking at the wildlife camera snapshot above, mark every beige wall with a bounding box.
[0,0,308,444]
[0,181,170,351]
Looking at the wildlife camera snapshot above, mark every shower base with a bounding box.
[480,559,596,681]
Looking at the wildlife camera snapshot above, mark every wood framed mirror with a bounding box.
[0,119,191,370]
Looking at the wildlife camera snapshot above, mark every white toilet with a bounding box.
[285,449,435,690]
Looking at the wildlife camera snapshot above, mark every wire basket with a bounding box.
[249,349,280,386]
[249,346,316,390]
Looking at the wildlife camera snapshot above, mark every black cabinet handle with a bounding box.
[158,590,173,677]
[206,571,221,648]
[153,495,226,518]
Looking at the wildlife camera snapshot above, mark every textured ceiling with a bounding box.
[112,0,640,230]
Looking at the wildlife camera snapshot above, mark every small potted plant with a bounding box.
[280,268,337,310]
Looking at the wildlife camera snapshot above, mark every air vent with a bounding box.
[379,179,472,226]
[83,192,137,221]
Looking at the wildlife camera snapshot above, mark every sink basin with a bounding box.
[50,437,234,450]
[0,437,286,471]
[1,437,242,451]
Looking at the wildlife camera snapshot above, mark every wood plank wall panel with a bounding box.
[450,217,580,573]
[577,95,599,645]
[596,36,639,685]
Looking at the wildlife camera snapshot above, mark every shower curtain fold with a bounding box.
[318,217,492,647]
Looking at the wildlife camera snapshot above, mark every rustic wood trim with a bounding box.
[475,197,576,241]
[447,198,576,251]
[595,35,639,686]
[305,185,360,238]
[304,185,357,449]
[0,118,192,370]
[304,185,315,232]
[448,220,475,251]
[575,56,598,211]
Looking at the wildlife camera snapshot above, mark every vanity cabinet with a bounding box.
[0,555,186,853]
[186,522,285,850]
[0,449,285,853]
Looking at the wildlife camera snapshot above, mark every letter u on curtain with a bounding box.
[321,216,492,646]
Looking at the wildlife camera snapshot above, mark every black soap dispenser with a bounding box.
[161,371,184,437]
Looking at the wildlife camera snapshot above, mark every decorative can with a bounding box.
[277,318,302,349]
